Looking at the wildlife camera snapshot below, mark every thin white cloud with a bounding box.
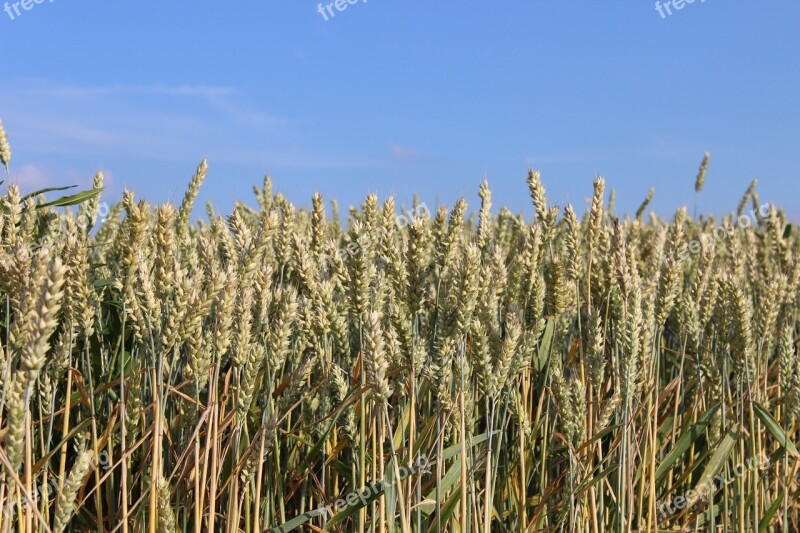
[24,81,239,100]
[0,79,286,161]
[220,145,380,169]
[24,120,119,145]
[10,164,91,193]
[390,143,423,160]
[524,152,603,165]
[0,78,375,175]
[13,164,52,189]
[642,138,708,161]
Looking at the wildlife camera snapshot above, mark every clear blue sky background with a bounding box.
[1,1,798,220]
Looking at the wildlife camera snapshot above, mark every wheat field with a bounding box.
[0,120,799,532]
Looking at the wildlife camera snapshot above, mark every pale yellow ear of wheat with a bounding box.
[178,159,208,231]
[695,151,710,193]
[0,119,11,171]
[53,448,95,533]
[636,187,655,221]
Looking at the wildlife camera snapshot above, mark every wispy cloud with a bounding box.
[389,143,423,160]
[26,82,239,100]
[0,79,287,162]
[14,164,52,189]
[10,164,94,193]
[0,78,378,176]
[524,151,604,166]
[220,144,379,169]
[643,138,708,161]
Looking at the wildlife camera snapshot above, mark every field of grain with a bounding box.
[1,120,799,532]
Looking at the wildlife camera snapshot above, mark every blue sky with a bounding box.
[1,1,798,220]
